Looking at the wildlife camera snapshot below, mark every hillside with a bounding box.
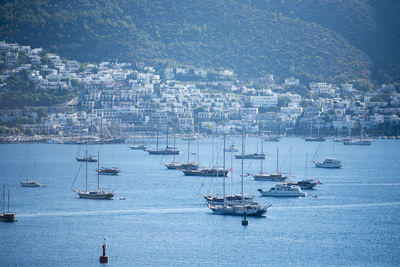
[0,0,397,83]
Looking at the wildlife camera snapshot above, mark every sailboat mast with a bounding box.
[223,134,226,200]
[241,128,244,198]
[7,189,10,212]
[260,140,264,173]
[187,134,190,163]
[166,124,169,148]
[276,146,279,174]
[173,132,176,162]
[85,150,88,192]
[156,124,159,150]
[2,185,5,214]
[305,153,308,178]
[97,152,100,191]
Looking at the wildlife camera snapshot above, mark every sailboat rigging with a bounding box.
[0,185,16,222]
[73,150,114,199]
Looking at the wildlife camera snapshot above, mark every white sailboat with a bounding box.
[207,130,270,216]
[21,151,42,187]
[313,142,342,168]
[74,151,114,199]
[251,145,287,181]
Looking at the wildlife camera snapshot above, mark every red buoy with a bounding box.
[100,239,109,264]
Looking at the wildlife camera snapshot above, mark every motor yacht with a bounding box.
[313,158,342,168]
[258,184,307,197]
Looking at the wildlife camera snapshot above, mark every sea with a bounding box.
[0,137,399,266]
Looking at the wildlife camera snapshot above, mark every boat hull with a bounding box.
[146,149,179,155]
[258,190,307,197]
[208,204,268,216]
[76,191,114,199]
[183,169,229,177]
[314,163,342,168]
[21,182,41,187]
[0,213,17,222]
[253,174,287,181]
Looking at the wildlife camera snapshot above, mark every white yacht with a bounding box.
[313,158,342,168]
[21,180,42,187]
[258,184,307,197]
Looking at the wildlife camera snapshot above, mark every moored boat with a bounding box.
[313,158,342,168]
[0,185,17,222]
[258,184,307,197]
[21,180,42,187]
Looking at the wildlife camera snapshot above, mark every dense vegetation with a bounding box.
[0,0,398,83]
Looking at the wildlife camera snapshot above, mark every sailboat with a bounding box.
[165,133,199,170]
[74,151,114,199]
[204,135,256,205]
[252,145,287,181]
[207,130,270,216]
[146,125,179,155]
[313,142,342,168]
[20,151,43,187]
[343,128,372,145]
[0,185,17,222]
[129,126,147,150]
[284,154,321,189]
[304,122,325,141]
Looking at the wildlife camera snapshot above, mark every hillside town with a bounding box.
[1,40,400,142]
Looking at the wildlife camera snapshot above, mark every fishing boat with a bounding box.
[258,184,307,197]
[0,185,16,222]
[146,125,179,155]
[208,130,270,216]
[73,151,114,199]
[251,145,287,181]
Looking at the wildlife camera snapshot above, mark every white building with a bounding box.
[250,95,278,108]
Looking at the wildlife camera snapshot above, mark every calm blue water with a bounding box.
[1,138,400,266]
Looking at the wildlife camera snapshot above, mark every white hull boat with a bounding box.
[258,184,307,197]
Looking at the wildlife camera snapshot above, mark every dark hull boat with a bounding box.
[96,167,120,175]
[252,173,287,181]
[284,179,320,189]
[76,156,97,162]
[234,153,266,159]
[304,136,325,141]
[146,149,179,155]
[182,168,229,177]
[165,162,199,170]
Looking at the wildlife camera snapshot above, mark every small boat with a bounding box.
[182,168,229,177]
[21,180,42,187]
[76,155,97,162]
[224,144,239,152]
[234,153,266,159]
[304,136,325,142]
[129,145,147,150]
[313,158,342,168]
[96,167,120,175]
[0,185,17,222]
[283,179,320,189]
[343,139,372,145]
[264,136,280,142]
[258,184,307,197]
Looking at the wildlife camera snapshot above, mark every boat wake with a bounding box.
[327,182,400,186]
[18,207,208,218]
[273,201,400,210]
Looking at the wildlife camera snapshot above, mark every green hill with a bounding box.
[0,0,397,83]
